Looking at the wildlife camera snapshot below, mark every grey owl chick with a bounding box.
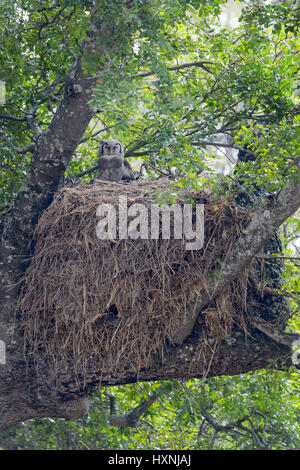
[97,139,125,181]
[97,139,136,181]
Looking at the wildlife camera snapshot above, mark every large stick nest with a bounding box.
[17,178,256,380]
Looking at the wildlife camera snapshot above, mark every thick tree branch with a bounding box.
[172,180,300,344]
[0,310,296,433]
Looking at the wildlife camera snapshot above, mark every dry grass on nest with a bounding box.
[17,178,254,379]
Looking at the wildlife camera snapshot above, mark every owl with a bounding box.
[97,139,135,181]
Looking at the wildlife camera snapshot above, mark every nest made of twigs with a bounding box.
[17,178,255,381]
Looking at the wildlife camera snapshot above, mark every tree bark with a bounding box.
[172,180,300,344]
[0,325,297,433]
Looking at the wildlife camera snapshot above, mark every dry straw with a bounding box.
[17,178,256,382]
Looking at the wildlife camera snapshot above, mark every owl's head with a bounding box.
[99,139,124,157]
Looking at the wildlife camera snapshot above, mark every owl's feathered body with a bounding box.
[97,139,135,181]
[97,139,124,181]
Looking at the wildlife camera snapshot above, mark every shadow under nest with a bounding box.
[16,177,285,382]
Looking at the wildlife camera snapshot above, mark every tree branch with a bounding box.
[0,114,26,122]
[0,130,35,154]
[106,390,160,427]
[133,60,213,79]
[250,320,299,347]
[190,139,255,156]
[172,180,300,344]
[200,408,270,449]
